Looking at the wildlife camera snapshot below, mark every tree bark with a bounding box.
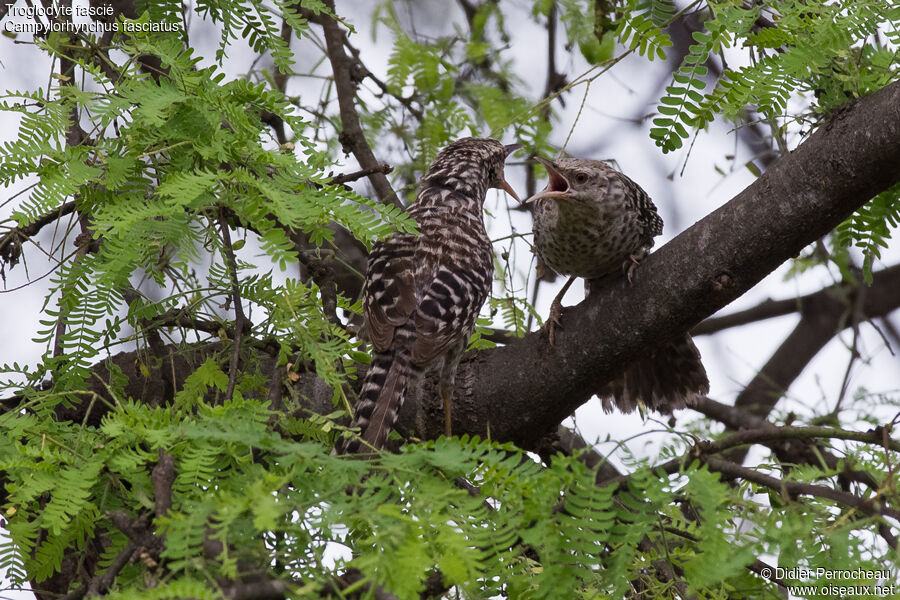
[404,79,900,447]
[4,82,900,456]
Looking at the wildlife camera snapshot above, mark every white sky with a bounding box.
[1,0,898,597]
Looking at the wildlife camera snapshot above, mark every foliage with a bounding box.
[584,0,900,293]
[4,389,897,599]
[834,183,900,283]
[1,15,417,395]
[0,0,899,599]
[611,0,676,61]
[652,1,900,153]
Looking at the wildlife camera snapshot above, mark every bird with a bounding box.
[526,156,708,414]
[336,137,521,454]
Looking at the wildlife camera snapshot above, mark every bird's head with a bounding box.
[423,137,521,203]
[525,156,611,204]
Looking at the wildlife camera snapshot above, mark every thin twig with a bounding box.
[59,541,137,600]
[524,1,569,325]
[833,282,867,414]
[218,208,247,402]
[703,456,899,546]
[308,1,400,207]
[328,162,394,186]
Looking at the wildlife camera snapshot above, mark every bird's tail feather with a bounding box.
[336,325,415,454]
[600,332,709,414]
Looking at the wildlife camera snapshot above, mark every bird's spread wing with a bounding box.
[364,236,417,352]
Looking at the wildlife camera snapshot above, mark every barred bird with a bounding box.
[336,138,521,454]
[527,156,708,413]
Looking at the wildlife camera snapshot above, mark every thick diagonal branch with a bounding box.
[405,79,900,448]
[7,86,900,458]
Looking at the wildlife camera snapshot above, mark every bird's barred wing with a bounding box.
[411,259,490,365]
[616,172,663,241]
[363,236,417,352]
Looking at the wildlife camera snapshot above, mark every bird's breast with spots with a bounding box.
[533,198,645,278]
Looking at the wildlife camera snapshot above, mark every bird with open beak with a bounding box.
[525,155,708,414]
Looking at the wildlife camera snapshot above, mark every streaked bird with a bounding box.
[527,156,708,413]
[337,137,521,453]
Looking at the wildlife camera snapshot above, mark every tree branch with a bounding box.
[697,424,900,455]
[707,265,899,468]
[0,200,77,268]
[58,541,137,600]
[597,424,899,548]
[692,396,880,490]
[404,79,900,448]
[9,84,900,459]
[309,2,400,207]
[703,456,898,548]
[219,209,248,402]
[151,450,175,518]
[340,38,424,122]
[692,263,900,336]
[328,162,394,186]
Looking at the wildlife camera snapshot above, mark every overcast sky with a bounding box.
[1,1,899,597]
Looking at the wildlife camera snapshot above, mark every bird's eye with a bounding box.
[574,172,588,184]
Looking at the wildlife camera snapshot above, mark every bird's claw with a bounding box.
[541,276,574,346]
[546,300,563,346]
[623,251,645,284]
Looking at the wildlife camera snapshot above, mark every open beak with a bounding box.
[501,143,523,202]
[524,156,569,204]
